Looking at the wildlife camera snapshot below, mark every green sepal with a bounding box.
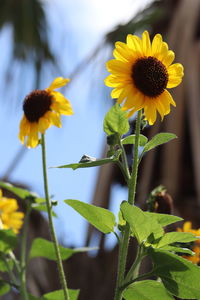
[65,199,116,234]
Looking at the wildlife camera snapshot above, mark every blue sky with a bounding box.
[0,0,153,247]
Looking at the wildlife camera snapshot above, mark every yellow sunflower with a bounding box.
[19,77,73,148]
[105,31,184,125]
[0,190,24,233]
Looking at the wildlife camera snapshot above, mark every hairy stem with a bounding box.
[114,110,142,300]
[41,134,70,300]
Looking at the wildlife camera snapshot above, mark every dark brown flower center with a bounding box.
[23,90,52,122]
[132,56,168,97]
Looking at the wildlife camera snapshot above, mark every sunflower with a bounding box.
[0,190,24,233]
[105,31,184,125]
[19,77,73,148]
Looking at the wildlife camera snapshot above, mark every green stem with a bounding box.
[20,202,31,300]
[118,138,131,181]
[41,134,70,300]
[124,245,145,284]
[114,110,142,300]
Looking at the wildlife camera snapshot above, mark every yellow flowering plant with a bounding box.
[1,32,200,300]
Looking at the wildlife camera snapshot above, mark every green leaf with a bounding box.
[53,150,121,170]
[156,232,196,248]
[65,199,116,234]
[28,294,41,300]
[150,249,200,299]
[42,289,79,300]
[103,103,129,136]
[143,133,177,153]
[145,212,183,227]
[0,230,17,253]
[29,238,95,261]
[0,255,14,272]
[121,134,148,146]
[157,245,194,255]
[123,280,174,300]
[121,202,163,244]
[0,181,38,200]
[0,280,10,296]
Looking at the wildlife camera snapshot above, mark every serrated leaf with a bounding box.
[145,212,183,227]
[29,238,95,261]
[103,103,129,136]
[121,202,163,244]
[42,289,79,300]
[0,230,17,253]
[65,199,115,234]
[53,150,121,170]
[150,249,200,299]
[121,134,148,146]
[123,280,174,300]
[0,280,10,296]
[143,133,177,153]
[156,232,196,248]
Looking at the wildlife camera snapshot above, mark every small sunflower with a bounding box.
[19,77,73,148]
[0,190,24,233]
[105,31,184,125]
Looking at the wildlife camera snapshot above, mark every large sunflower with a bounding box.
[19,77,73,148]
[0,190,24,233]
[105,31,184,125]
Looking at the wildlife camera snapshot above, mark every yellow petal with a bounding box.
[151,34,163,56]
[183,221,192,232]
[113,42,134,62]
[27,123,39,148]
[167,63,184,88]
[47,77,70,91]
[104,75,129,87]
[122,90,145,110]
[126,34,142,54]
[141,31,151,56]
[38,117,50,134]
[106,59,131,75]
[162,50,175,67]
[111,87,123,98]
[161,90,176,107]
[50,112,62,128]
[144,100,157,125]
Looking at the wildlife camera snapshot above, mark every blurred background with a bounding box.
[1,0,200,299]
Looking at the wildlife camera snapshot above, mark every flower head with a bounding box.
[105,31,184,125]
[19,77,73,148]
[0,190,24,233]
